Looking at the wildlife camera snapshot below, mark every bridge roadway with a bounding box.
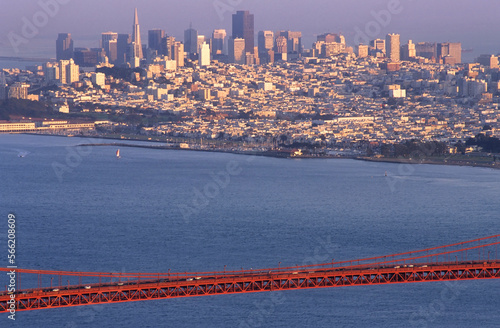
[1,261,499,312]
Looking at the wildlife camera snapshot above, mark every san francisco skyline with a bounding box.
[1,0,499,62]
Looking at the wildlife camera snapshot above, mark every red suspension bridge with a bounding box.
[1,234,499,312]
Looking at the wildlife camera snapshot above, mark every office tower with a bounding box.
[437,42,461,64]
[400,40,416,61]
[232,11,254,54]
[184,26,198,55]
[199,42,210,66]
[171,41,184,67]
[415,42,437,60]
[102,32,118,46]
[321,42,345,57]
[274,36,288,54]
[212,29,226,56]
[73,48,105,67]
[258,31,274,64]
[277,31,302,55]
[117,34,131,65]
[386,33,400,62]
[317,33,340,43]
[356,44,369,58]
[228,37,246,64]
[258,31,274,54]
[160,36,173,58]
[148,29,165,52]
[56,33,74,61]
[101,32,118,63]
[161,36,176,58]
[131,8,143,59]
[197,35,206,55]
[370,39,385,52]
[477,54,499,68]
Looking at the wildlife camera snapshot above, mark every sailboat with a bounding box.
[116,149,121,159]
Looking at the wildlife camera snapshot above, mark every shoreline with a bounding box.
[8,132,500,170]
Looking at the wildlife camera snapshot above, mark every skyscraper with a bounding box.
[356,44,369,58]
[437,42,461,64]
[131,8,143,60]
[199,42,211,67]
[274,36,288,54]
[232,11,254,54]
[148,29,165,52]
[415,42,437,60]
[370,39,386,53]
[229,38,246,64]
[477,54,499,68]
[161,36,176,58]
[400,40,416,61]
[175,42,185,67]
[56,33,74,61]
[184,26,198,55]
[258,31,274,54]
[279,31,302,54]
[117,34,131,65]
[386,33,400,62]
[212,29,226,56]
[102,32,118,63]
[197,35,206,55]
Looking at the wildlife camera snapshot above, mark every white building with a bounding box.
[91,72,106,88]
[199,42,211,67]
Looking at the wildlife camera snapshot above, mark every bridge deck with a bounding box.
[1,261,499,312]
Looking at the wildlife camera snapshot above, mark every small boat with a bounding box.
[116,149,121,159]
[385,171,387,177]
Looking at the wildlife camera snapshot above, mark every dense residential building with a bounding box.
[7,83,29,100]
[232,11,254,54]
[56,33,74,61]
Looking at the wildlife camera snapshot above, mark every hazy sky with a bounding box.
[0,0,499,61]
